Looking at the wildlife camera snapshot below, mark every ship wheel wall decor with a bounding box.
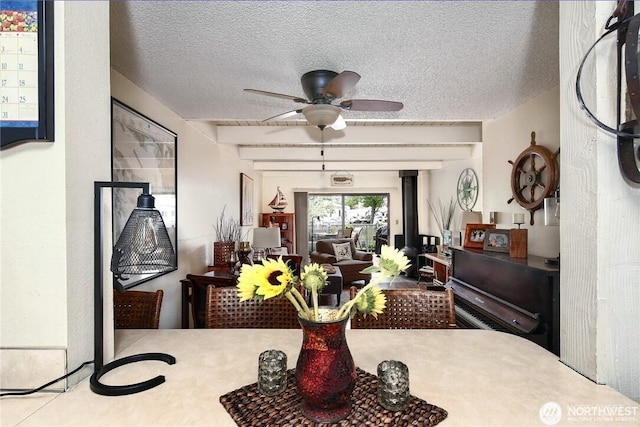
[457,168,478,211]
[507,132,559,225]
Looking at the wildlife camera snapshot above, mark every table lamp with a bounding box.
[252,227,281,261]
[91,181,176,396]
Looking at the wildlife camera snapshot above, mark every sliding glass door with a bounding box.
[308,193,389,254]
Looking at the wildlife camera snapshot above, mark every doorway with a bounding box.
[308,193,389,254]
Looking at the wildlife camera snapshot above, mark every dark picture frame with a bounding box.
[463,223,496,249]
[240,173,254,226]
[111,98,178,289]
[0,0,54,149]
[483,229,511,253]
[281,222,288,230]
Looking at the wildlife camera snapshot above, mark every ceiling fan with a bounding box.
[244,70,404,130]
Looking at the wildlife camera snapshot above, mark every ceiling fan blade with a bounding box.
[329,114,347,130]
[322,71,361,99]
[244,89,310,104]
[262,109,302,122]
[339,99,404,111]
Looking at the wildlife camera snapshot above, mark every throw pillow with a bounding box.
[332,242,353,261]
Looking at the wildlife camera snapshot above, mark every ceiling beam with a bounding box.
[251,161,443,171]
[216,122,482,145]
[239,145,474,161]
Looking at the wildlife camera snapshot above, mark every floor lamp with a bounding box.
[90,181,176,396]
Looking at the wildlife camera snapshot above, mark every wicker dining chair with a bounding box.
[184,273,237,328]
[349,287,456,329]
[204,285,301,329]
[113,289,163,329]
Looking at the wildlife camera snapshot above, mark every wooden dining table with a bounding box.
[7,329,638,426]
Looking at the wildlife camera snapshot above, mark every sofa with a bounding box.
[310,238,374,285]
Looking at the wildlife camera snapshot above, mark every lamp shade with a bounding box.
[110,193,176,276]
[302,104,341,128]
[252,227,281,249]
[544,196,560,226]
[458,211,482,231]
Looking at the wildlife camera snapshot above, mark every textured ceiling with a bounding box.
[110,1,559,172]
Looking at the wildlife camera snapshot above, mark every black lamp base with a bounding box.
[90,352,176,396]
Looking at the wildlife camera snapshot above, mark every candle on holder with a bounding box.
[257,349,287,396]
[377,360,410,412]
[513,213,525,228]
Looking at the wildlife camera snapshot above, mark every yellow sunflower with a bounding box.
[355,287,387,318]
[236,263,262,301]
[378,245,411,277]
[255,257,296,299]
[300,263,328,293]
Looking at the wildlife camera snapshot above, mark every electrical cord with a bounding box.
[0,360,93,397]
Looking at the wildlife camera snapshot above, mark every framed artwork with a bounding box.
[111,98,178,289]
[281,222,288,230]
[0,0,54,149]
[483,229,510,253]
[240,173,254,225]
[463,223,496,249]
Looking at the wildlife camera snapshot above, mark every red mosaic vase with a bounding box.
[295,311,356,423]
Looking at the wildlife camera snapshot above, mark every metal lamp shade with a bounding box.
[111,194,176,276]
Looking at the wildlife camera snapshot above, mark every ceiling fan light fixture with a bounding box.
[302,104,341,128]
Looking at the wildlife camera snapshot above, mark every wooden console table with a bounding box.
[419,252,451,286]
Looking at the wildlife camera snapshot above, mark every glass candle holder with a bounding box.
[258,349,288,396]
[377,360,410,412]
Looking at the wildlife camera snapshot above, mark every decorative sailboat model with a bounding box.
[268,187,288,212]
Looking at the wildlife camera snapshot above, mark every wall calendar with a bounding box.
[0,0,53,149]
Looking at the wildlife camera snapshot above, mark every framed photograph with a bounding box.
[112,98,178,289]
[463,223,496,249]
[281,222,288,230]
[240,173,254,225]
[483,229,510,253]
[1,0,54,149]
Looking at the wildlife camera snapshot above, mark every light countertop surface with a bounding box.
[2,329,638,426]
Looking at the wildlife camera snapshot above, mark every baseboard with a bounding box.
[0,347,67,392]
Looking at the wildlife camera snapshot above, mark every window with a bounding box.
[308,193,389,254]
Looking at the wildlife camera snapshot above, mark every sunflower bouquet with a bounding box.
[236,245,410,322]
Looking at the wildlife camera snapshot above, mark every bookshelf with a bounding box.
[261,212,295,254]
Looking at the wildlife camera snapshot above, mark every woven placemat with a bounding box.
[219,368,448,426]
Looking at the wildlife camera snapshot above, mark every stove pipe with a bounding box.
[399,170,419,275]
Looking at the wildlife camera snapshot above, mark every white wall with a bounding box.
[483,87,560,258]
[111,71,261,329]
[560,1,640,402]
[426,145,483,243]
[0,2,111,385]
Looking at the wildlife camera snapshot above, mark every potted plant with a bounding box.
[427,197,457,246]
[213,206,243,266]
[344,223,353,238]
